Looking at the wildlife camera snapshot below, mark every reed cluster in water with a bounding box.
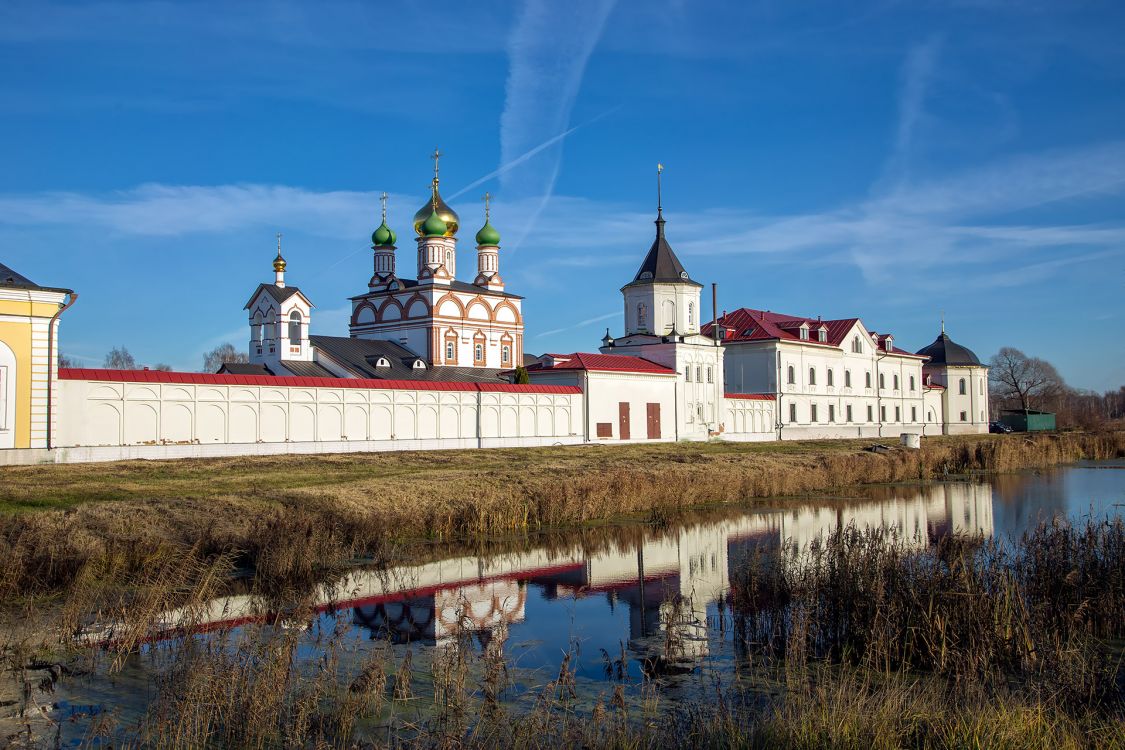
[1,431,1121,606]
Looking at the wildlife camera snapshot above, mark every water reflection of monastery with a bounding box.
[151,482,993,652]
[166,483,990,645]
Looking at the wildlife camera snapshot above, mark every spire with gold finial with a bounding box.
[413,147,460,236]
[273,232,287,287]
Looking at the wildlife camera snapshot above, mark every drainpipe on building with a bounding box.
[583,370,591,443]
[775,350,783,441]
[46,292,78,451]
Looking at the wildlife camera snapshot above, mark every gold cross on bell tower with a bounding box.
[431,147,442,181]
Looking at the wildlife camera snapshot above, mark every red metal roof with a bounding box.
[525,353,676,375]
[702,308,926,359]
[58,368,581,395]
[724,393,776,400]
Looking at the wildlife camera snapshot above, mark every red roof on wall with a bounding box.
[58,368,582,395]
[701,308,926,359]
[525,353,676,375]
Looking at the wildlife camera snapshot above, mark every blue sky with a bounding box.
[1,0,1123,390]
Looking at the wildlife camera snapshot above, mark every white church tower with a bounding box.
[244,234,315,370]
[601,165,725,438]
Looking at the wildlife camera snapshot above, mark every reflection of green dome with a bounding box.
[371,221,396,247]
[475,220,500,246]
[422,209,447,237]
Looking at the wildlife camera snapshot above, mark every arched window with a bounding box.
[852,336,862,354]
[893,374,899,390]
[909,375,916,391]
[787,365,795,385]
[845,370,852,388]
[865,372,872,388]
[445,342,455,361]
[959,378,967,395]
[252,312,263,342]
[827,369,834,387]
[809,367,816,385]
[474,343,484,362]
[879,373,885,389]
[288,311,302,345]
[637,303,647,329]
[502,345,511,364]
[264,314,275,341]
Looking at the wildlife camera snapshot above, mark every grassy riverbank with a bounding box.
[0,431,1122,599]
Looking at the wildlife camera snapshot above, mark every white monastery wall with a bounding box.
[55,374,582,462]
[722,395,776,441]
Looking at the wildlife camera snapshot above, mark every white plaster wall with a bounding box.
[57,379,580,449]
[585,371,678,441]
[722,398,775,441]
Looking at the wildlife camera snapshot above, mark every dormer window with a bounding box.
[799,324,810,340]
[817,328,827,343]
[376,357,391,369]
[412,359,426,370]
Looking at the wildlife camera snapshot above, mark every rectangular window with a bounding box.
[706,366,713,383]
[811,404,818,422]
[895,406,900,422]
[866,405,873,422]
[911,406,917,422]
[846,404,852,422]
[696,365,702,382]
[845,370,851,388]
[828,404,835,422]
[685,367,691,382]
[789,403,797,423]
[880,405,886,421]
[960,411,967,422]
[910,375,916,392]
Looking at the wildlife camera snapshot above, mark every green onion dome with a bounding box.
[371,221,396,247]
[475,220,500,246]
[421,209,448,238]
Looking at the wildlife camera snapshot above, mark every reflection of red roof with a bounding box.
[702,308,926,359]
[525,353,676,375]
[59,368,582,394]
[725,393,776,400]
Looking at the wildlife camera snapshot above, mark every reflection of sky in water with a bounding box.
[35,463,1125,743]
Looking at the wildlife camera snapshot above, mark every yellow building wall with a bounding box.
[0,298,63,449]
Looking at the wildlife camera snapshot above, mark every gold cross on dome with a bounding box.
[380,191,388,222]
[483,191,491,221]
[276,232,282,256]
[431,147,442,179]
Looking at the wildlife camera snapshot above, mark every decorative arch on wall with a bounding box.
[376,298,404,322]
[352,303,377,326]
[0,339,18,449]
[493,300,521,324]
[436,292,466,319]
[404,294,431,320]
[466,295,492,321]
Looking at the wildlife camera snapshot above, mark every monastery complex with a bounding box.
[0,159,989,463]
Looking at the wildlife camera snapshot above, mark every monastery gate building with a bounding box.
[0,161,988,464]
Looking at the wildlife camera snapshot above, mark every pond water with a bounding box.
[29,461,1125,743]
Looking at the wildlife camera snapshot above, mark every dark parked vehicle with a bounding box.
[989,421,1013,434]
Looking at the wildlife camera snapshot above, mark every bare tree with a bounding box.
[202,343,248,373]
[152,363,173,372]
[988,347,1064,412]
[103,346,136,370]
[57,353,77,369]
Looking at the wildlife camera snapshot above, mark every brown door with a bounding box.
[646,403,661,439]
[618,402,630,440]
